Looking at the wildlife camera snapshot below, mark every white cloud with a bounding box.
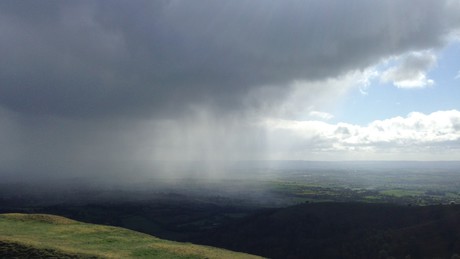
[264,110,460,160]
[381,51,437,88]
[309,111,334,121]
[456,70,460,79]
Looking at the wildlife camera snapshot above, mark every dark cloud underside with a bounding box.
[0,0,457,118]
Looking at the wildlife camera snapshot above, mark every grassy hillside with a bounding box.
[0,213,262,259]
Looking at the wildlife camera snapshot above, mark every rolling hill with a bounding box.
[0,213,262,259]
[196,202,460,258]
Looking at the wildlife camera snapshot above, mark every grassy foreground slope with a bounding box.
[0,213,262,259]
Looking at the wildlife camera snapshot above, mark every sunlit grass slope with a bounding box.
[0,213,262,258]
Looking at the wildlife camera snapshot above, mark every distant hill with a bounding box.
[195,202,460,259]
[0,213,262,259]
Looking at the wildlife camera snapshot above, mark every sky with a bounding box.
[1,0,460,179]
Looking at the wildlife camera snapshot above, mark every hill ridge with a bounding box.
[0,213,262,259]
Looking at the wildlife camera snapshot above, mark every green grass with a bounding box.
[380,189,424,197]
[363,195,380,200]
[0,213,263,259]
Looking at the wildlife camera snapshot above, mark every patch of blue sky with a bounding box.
[334,42,460,126]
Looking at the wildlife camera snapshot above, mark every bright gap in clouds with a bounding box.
[335,41,460,127]
[264,110,460,161]
[262,40,460,161]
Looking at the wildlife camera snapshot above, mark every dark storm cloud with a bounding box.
[0,0,458,118]
[0,0,459,180]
